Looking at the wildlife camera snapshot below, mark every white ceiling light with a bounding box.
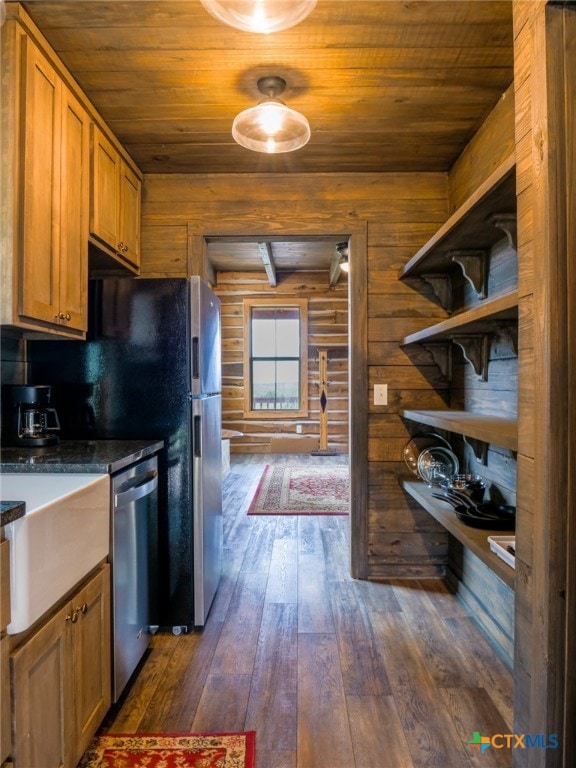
[232,76,310,154]
[200,0,317,34]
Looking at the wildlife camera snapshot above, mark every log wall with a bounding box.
[214,270,349,454]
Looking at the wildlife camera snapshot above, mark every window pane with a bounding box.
[280,319,300,357]
[252,360,276,409]
[251,308,300,358]
[252,317,276,357]
[251,360,299,410]
[276,360,299,409]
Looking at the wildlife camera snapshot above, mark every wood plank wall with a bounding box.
[512,2,575,762]
[140,171,453,578]
[214,270,349,454]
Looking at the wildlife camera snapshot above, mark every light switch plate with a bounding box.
[374,384,388,405]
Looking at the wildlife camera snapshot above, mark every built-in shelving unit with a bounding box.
[401,409,517,452]
[401,479,515,589]
[397,152,518,590]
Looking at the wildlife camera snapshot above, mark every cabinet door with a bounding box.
[59,87,89,332]
[19,36,61,327]
[72,564,111,765]
[11,602,74,768]
[119,160,141,269]
[90,125,120,249]
[1,635,11,765]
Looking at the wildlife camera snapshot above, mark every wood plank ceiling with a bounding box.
[17,0,514,274]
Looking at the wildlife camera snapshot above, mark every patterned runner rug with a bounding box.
[78,732,256,768]
[248,464,349,515]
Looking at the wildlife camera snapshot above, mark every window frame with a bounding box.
[243,297,308,419]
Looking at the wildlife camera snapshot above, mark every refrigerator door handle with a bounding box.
[192,336,199,379]
[193,415,201,457]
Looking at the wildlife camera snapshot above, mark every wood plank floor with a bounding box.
[102,454,514,768]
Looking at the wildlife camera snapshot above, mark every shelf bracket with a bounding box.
[422,342,453,381]
[420,274,452,313]
[452,334,489,381]
[449,250,488,299]
[491,213,517,251]
[497,324,519,356]
[463,435,488,464]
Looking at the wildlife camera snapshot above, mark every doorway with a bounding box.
[189,221,368,578]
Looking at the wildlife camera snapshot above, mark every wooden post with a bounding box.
[311,348,337,455]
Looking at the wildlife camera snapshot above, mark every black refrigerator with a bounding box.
[29,276,223,632]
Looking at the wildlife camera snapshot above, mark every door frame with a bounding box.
[187,216,369,579]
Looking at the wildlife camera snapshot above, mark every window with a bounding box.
[243,298,308,418]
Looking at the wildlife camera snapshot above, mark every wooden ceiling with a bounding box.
[18,0,514,176]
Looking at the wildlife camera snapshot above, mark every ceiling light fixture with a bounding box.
[200,0,317,34]
[232,76,310,154]
[336,242,349,272]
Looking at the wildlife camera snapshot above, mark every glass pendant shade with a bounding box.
[232,77,310,154]
[200,0,317,34]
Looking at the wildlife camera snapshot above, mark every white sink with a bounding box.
[1,473,110,634]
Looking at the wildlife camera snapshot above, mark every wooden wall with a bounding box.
[214,269,349,453]
[140,170,453,577]
[512,2,576,763]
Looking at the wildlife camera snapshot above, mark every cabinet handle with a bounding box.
[65,313,71,321]
[66,610,79,624]
[76,603,88,615]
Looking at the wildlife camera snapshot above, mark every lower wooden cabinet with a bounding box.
[10,564,111,768]
[1,538,12,765]
[0,635,10,765]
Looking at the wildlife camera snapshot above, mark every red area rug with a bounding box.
[78,732,256,768]
[248,464,349,515]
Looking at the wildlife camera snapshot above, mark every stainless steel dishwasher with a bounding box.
[111,454,158,701]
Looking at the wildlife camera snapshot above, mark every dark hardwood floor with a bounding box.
[102,454,513,768]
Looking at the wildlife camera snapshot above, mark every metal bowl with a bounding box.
[440,473,486,502]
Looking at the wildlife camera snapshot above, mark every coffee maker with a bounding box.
[4,385,61,447]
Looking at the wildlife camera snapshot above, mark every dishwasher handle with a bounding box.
[114,471,158,507]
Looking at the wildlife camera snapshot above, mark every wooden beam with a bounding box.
[329,251,342,288]
[258,242,276,287]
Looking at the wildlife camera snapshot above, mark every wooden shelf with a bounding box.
[401,290,518,345]
[399,155,516,280]
[401,409,518,452]
[401,478,515,589]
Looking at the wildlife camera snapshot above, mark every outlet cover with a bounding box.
[374,384,388,406]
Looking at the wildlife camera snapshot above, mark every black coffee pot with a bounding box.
[4,385,61,447]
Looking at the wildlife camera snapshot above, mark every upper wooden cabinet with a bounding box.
[0,5,142,337]
[90,125,141,272]
[1,26,90,337]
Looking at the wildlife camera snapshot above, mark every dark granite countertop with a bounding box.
[1,500,26,527]
[0,439,164,476]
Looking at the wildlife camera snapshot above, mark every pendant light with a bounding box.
[200,0,317,34]
[232,76,310,154]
